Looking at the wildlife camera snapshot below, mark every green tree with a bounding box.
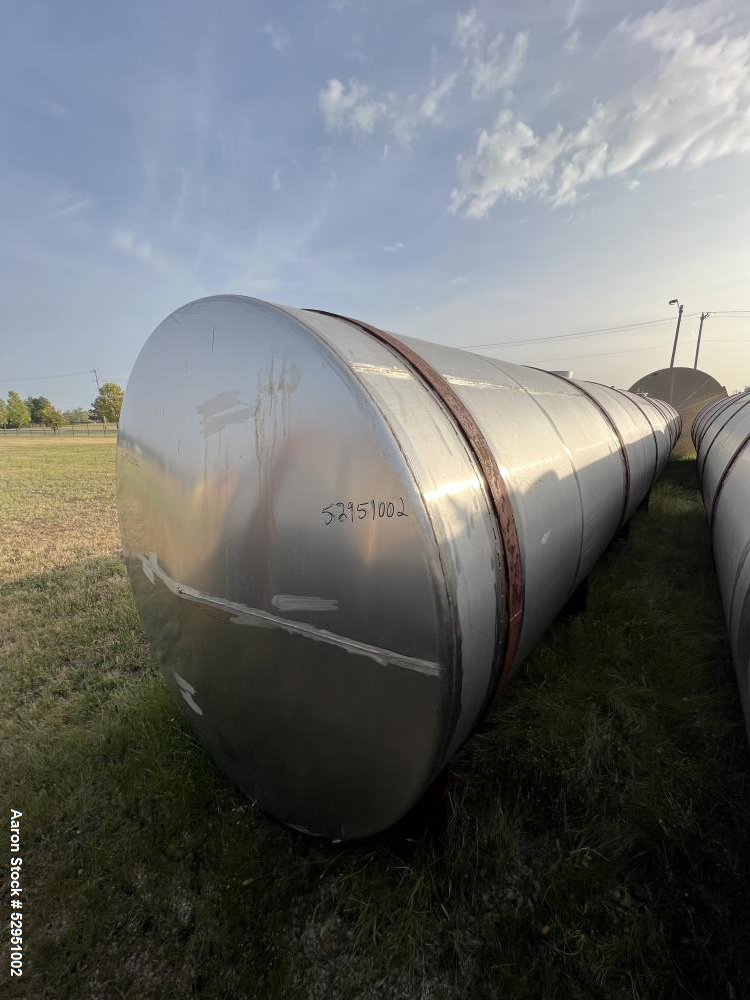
[39,401,64,433]
[90,383,124,424]
[63,407,90,424]
[6,392,31,428]
[24,396,52,424]
[0,397,6,427]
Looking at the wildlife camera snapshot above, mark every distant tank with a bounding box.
[629,367,726,456]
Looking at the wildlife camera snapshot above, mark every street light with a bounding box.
[669,298,683,368]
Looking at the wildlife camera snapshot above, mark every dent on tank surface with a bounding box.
[117,295,680,840]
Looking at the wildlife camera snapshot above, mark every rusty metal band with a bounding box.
[540,371,632,529]
[708,428,750,539]
[305,308,525,693]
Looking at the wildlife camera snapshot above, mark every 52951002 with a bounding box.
[321,498,409,525]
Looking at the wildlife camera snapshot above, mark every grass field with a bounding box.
[2,437,749,999]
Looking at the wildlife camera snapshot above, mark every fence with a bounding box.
[0,423,118,436]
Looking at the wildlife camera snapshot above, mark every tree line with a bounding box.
[0,384,124,432]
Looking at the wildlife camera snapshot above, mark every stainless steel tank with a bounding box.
[692,390,750,743]
[629,367,726,457]
[117,296,681,839]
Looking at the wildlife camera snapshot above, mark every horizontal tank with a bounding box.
[117,296,680,839]
[692,390,750,743]
[629,367,726,457]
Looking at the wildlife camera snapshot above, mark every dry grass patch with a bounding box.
[0,437,119,581]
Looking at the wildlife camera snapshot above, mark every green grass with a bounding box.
[1,439,749,999]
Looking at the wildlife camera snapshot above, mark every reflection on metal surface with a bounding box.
[117,295,680,839]
[629,367,726,456]
[693,391,750,744]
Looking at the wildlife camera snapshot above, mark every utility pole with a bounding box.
[694,312,710,370]
[669,299,683,368]
[92,368,105,431]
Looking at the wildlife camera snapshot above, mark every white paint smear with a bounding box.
[130,551,439,677]
[272,594,339,612]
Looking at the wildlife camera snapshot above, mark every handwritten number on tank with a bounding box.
[321,498,409,525]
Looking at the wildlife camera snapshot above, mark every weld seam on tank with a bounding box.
[699,396,750,483]
[695,395,738,449]
[614,389,658,514]
[709,428,750,536]
[554,374,632,528]
[497,365,586,602]
[729,539,750,637]
[695,393,740,459]
[526,366,628,585]
[694,389,750,745]
[306,308,526,696]
[626,393,661,494]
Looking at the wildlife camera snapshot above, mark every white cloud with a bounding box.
[451,4,750,216]
[383,241,405,252]
[272,168,282,192]
[453,8,486,51]
[419,72,457,123]
[452,11,528,101]
[47,189,91,219]
[449,110,565,218]
[319,68,456,146]
[626,179,640,190]
[318,78,386,137]
[112,227,154,264]
[564,0,583,32]
[262,19,290,54]
[470,31,528,99]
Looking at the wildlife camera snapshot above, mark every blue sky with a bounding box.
[2,0,750,411]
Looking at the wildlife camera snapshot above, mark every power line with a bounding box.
[1,370,128,385]
[1,368,96,383]
[533,342,673,363]
[463,309,750,353]
[532,336,750,365]
[464,314,702,351]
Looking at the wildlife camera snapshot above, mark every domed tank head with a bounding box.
[117,296,474,840]
[629,367,726,456]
